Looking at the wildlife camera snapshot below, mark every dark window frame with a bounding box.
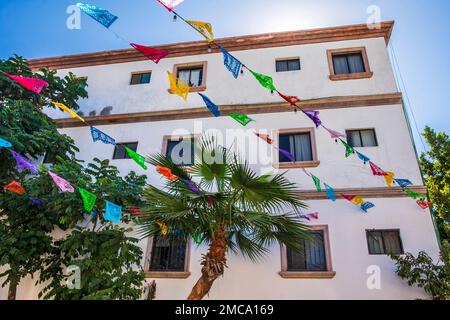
[286,230,327,272]
[278,131,314,163]
[346,128,378,148]
[130,71,152,85]
[171,62,208,93]
[331,52,366,75]
[326,47,373,81]
[177,67,204,87]
[366,229,404,255]
[148,234,188,272]
[112,142,138,160]
[162,135,197,166]
[276,58,301,72]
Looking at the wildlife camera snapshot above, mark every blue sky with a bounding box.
[1,0,449,152]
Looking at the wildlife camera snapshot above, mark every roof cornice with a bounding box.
[29,21,394,71]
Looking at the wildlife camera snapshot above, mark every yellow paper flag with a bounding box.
[186,20,214,43]
[52,102,85,123]
[384,171,395,188]
[351,196,366,206]
[168,71,189,101]
[157,221,168,236]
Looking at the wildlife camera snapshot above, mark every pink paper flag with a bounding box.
[308,212,320,220]
[130,43,169,64]
[48,171,74,193]
[157,0,184,11]
[323,126,346,139]
[3,72,48,94]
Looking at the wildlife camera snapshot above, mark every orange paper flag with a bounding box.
[4,181,25,195]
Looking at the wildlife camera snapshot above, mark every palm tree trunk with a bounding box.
[8,277,18,300]
[187,226,228,300]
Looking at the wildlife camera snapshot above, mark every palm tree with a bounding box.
[137,137,310,300]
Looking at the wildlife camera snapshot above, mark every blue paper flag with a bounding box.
[324,183,336,202]
[361,202,375,213]
[105,200,122,223]
[219,46,242,79]
[77,3,118,28]
[356,151,370,164]
[0,137,12,148]
[198,93,220,117]
[90,126,116,145]
[29,197,45,209]
[394,179,413,189]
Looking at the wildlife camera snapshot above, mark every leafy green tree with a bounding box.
[420,126,450,241]
[0,56,146,300]
[137,138,309,300]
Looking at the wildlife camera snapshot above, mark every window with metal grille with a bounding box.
[149,234,187,271]
[366,230,404,255]
[276,58,301,72]
[332,53,366,75]
[177,67,203,87]
[346,129,378,147]
[279,132,313,162]
[112,142,138,160]
[286,231,327,271]
[165,138,195,166]
[130,72,151,85]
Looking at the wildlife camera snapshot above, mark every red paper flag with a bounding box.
[4,181,25,195]
[416,200,432,209]
[278,91,301,107]
[342,194,356,202]
[254,132,273,144]
[130,206,144,217]
[369,161,386,176]
[3,72,48,94]
[130,43,169,64]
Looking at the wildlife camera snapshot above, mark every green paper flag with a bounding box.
[311,175,322,192]
[78,187,97,212]
[193,231,203,245]
[125,147,147,170]
[228,113,254,126]
[340,139,355,158]
[250,71,276,92]
[405,189,426,200]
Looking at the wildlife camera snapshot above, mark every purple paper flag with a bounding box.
[303,110,322,127]
[29,196,45,209]
[183,179,202,195]
[11,151,39,174]
[278,147,294,162]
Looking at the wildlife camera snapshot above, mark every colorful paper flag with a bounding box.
[250,70,276,92]
[311,175,321,192]
[219,46,242,79]
[278,147,295,162]
[323,126,346,140]
[130,43,169,64]
[405,189,427,201]
[0,137,12,148]
[125,147,147,170]
[52,102,85,123]
[78,187,97,212]
[384,171,395,188]
[10,151,39,174]
[193,231,203,245]
[303,110,322,128]
[183,179,202,195]
[90,126,116,145]
[351,196,366,206]
[29,197,44,209]
[416,200,432,209]
[254,132,273,144]
[342,194,356,202]
[324,183,336,202]
[340,139,355,158]
[4,181,25,195]
[301,168,311,177]
[186,20,214,43]
[48,171,74,193]
[356,151,370,164]
[157,0,184,11]
[156,165,178,181]
[105,200,122,223]
[157,222,168,236]
[369,161,386,176]
[168,71,190,101]
[198,93,220,117]
[228,113,254,126]
[77,3,118,28]
[361,202,375,212]
[395,179,413,189]
[3,72,48,94]
[278,91,301,107]
[130,206,144,218]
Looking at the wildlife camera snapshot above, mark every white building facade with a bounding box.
[2,21,441,300]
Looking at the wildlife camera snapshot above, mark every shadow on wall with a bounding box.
[85,106,114,117]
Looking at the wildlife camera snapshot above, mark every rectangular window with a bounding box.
[276,58,301,72]
[287,231,327,271]
[332,53,365,75]
[279,132,313,162]
[177,67,203,87]
[130,72,151,85]
[346,129,378,147]
[165,138,195,166]
[366,230,403,255]
[112,142,138,160]
[149,234,187,272]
